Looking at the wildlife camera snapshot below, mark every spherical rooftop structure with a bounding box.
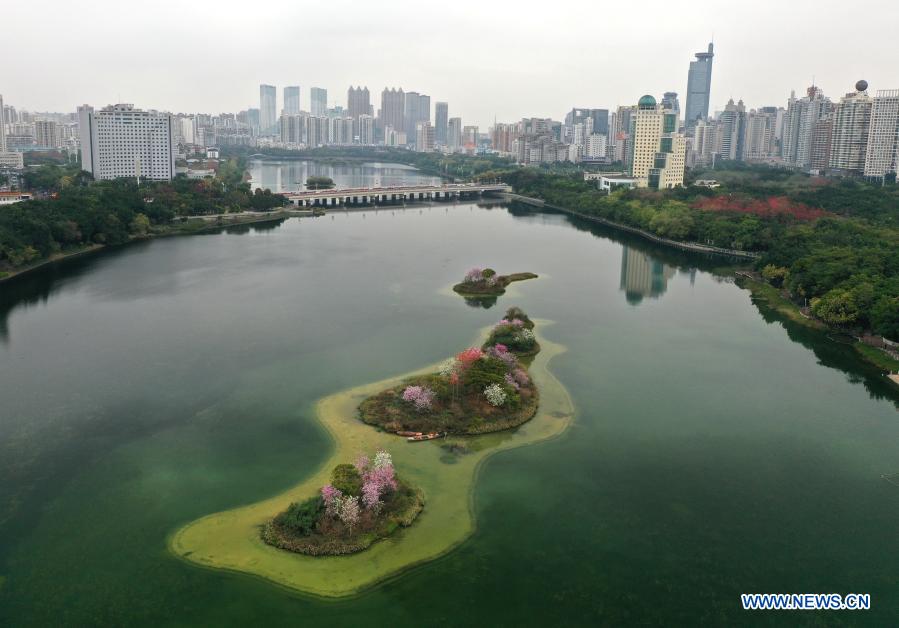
[855,80,868,92]
[638,95,657,109]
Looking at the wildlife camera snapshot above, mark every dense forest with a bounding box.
[499,165,899,340]
[0,158,286,274]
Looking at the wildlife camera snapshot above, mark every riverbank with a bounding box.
[737,275,899,379]
[169,324,574,598]
[0,211,289,284]
[506,193,760,260]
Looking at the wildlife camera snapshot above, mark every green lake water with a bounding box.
[1,164,897,626]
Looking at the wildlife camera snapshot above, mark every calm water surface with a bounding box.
[1,167,897,626]
[247,158,442,192]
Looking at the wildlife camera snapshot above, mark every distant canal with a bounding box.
[1,163,897,626]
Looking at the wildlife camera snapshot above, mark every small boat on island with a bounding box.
[407,432,446,442]
[395,430,423,437]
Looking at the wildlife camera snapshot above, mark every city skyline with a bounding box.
[5,0,898,126]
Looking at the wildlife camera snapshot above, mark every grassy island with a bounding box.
[169,324,573,598]
[359,308,541,435]
[262,450,424,556]
[452,267,538,297]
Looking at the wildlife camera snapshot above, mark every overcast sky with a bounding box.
[6,0,897,126]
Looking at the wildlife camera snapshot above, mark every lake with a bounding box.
[1,162,897,626]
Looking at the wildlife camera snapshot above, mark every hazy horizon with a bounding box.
[6,0,898,126]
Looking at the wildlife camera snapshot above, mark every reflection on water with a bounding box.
[248,159,442,193]
[619,246,677,305]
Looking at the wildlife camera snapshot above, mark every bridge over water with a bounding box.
[282,183,510,207]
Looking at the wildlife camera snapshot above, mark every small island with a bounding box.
[359,307,541,435]
[452,267,538,297]
[262,450,424,556]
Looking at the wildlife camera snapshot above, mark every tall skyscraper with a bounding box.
[380,88,405,141]
[283,86,301,115]
[404,92,430,143]
[310,87,328,116]
[435,102,448,145]
[347,86,370,125]
[627,95,686,189]
[447,117,462,152]
[864,89,899,179]
[717,99,746,161]
[79,104,175,181]
[565,109,609,136]
[685,43,714,127]
[259,84,277,134]
[781,86,832,169]
[0,94,6,152]
[358,114,374,145]
[744,108,778,160]
[828,81,873,174]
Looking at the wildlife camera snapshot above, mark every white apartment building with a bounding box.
[863,89,899,179]
[828,84,872,173]
[585,133,608,159]
[79,104,175,181]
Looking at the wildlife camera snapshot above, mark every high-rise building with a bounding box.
[661,92,680,121]
[781,86,832,169]
[435,102,448,146]
[612,106,635,163]
[310,87,328,116]
[717,99,746,161]
[864,89,899,180]
[810,115,833,171]
[627,95,686,189]
[690,119,719,167]
[462,126,479,153]
[347,86,370,124]
[744,108,778,160]
[284,86,301,115]
[34,120,59,148]
[259,84,277,134]
[330,117,354,145]
[0,94,6,152]
[380,88,405,141]
[585,134,608,159]
[565,108,609,136]
[358,114,374,145]
[492,123,517,154]
[415,122,435,152]
[447,117,462,152]
[79,104,175,181]
[404,92,430,143]
[685,43,714,127]
[828,81,873,174]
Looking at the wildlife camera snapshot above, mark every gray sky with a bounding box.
[6,0,898,126]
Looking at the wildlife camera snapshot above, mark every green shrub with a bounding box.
[331,464,362,496]
[277,496,324,535]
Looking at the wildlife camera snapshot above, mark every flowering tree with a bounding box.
[402,385,435,411]
[489,343,518,368]
[347,449,398,513]
[504,373,520,390]
[463,267,484,283]
[353,454,370,475]
[373,450,392,469]
[484,383,508,407]
[321,484,343,517]
[512,368,530,387]
[339,496,360,531]
[456,347,483,367]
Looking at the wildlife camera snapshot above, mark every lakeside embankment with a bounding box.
[736,275,899,381]
[0,211,289,284]
[505,193,760,260]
